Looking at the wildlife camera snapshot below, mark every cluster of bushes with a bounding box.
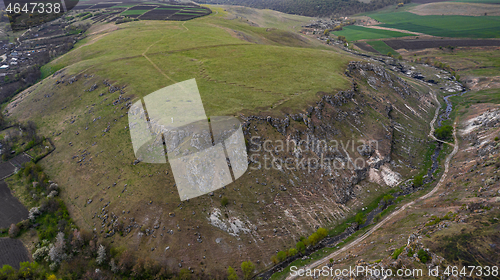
[227,261,255,280]
[425,212,456,227]
[393,246,430,263]
[417,249,430,263]
[337,35,347,43]
[0,262,58,280]
[392,246,405,259]
[270,228,328,264]
[433,60,451,71]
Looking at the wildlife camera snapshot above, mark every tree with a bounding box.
[118,250,135,273]
[382,194,394,206]
[49,232,66,264]
[0,265,16,278]
[316,228,328,239]
[413,175,423,187]
[270,255,279,264]
[227,266,239,280]
[308,233,320,246]
[277,251,287,262]
[97,244,107,265]
[221,197,229,207]
[241,261,255,280]
[354,213,366,226]
[8,224,19,238]
[296,241,306,254]
[288,248,298,256]
[435,125,453,141]
[417,249,430,263]
[47,275,58,280]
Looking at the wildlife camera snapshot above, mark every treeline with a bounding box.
[270,227,328,264]
[197,0,411,17]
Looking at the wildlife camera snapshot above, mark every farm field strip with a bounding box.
[0,180,29,229]
[332,25,412,41]
[369,12,500,38]
[367,40,399,56]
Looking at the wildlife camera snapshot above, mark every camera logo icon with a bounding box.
[128,79,248,201]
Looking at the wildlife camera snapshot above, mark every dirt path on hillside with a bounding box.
[286,100,459,280]
[141,22,189,84]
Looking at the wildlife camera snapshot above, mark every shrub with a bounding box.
[316,227,328,239]
[435,125,453,141]
[227,266,238,280]
[354,212,366,226]
[8,224,19,238]
[221,197,229,207]
[407,248,414,257]
[308,233,320,246]
[241,261,255,280]
[413,175,424,187]
[382,194,394,205]
[277,251,287,262]
[417,249,430,263]
[392,247,404,259]
[296,241,306,254]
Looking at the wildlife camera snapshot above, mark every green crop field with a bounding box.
[369,12,500,38]
[332,25,412,41]
[367,40,399,56]
[121,9,149,16]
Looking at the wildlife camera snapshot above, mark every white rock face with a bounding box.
[207,208,252,236]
